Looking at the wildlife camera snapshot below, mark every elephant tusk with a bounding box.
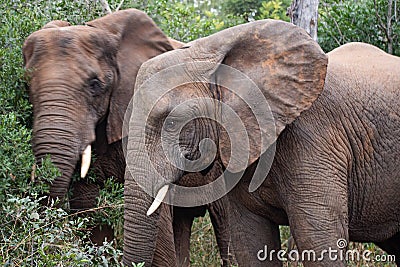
[146,184,169,216]
[80,145,91,178]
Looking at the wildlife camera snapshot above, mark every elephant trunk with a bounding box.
[123,137,178,266]
[123,175,159,266]
[31,98,95,200]
[33,126,79,199]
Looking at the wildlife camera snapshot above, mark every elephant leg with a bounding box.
[375,232,400,266]
[228,193,282,267]
[208,196,236,266]
[284,172,348,267]
[173,206,207,266]
[153,204,177,267]
[69,180,115,244]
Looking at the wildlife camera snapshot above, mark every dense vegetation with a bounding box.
[0,0,398,266]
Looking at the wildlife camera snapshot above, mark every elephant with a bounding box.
[124,17,400,267]
[23,8,234,265]
[23,8,176,208]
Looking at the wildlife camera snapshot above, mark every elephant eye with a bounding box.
[164,117,178,131]
[89,77,103,94]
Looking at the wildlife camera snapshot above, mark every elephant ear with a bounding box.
[86,9,174,144]
[189,20,328,172]
[42,20,71,29]
[167,37,185,49]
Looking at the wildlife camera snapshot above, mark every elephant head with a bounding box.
[123,20,328,265]
[23,9,174,201]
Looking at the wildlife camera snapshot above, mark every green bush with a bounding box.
[222,0,265,20]
[257,0,291,21]
[129,0,246,42]
[319,0,400,56]
[1,195,121,266]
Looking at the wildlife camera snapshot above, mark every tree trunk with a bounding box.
[287,0,320,41]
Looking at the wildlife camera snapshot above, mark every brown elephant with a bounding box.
[23,9,234,266]
[124,17,400,267]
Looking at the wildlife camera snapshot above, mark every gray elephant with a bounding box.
[23,9,233,266]
[124,18,400,267]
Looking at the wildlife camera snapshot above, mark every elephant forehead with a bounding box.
[27,26,117,61]
[136,83,213,119]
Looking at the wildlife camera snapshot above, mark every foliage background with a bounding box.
[319,0,399,56]
[0,0,398,266]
